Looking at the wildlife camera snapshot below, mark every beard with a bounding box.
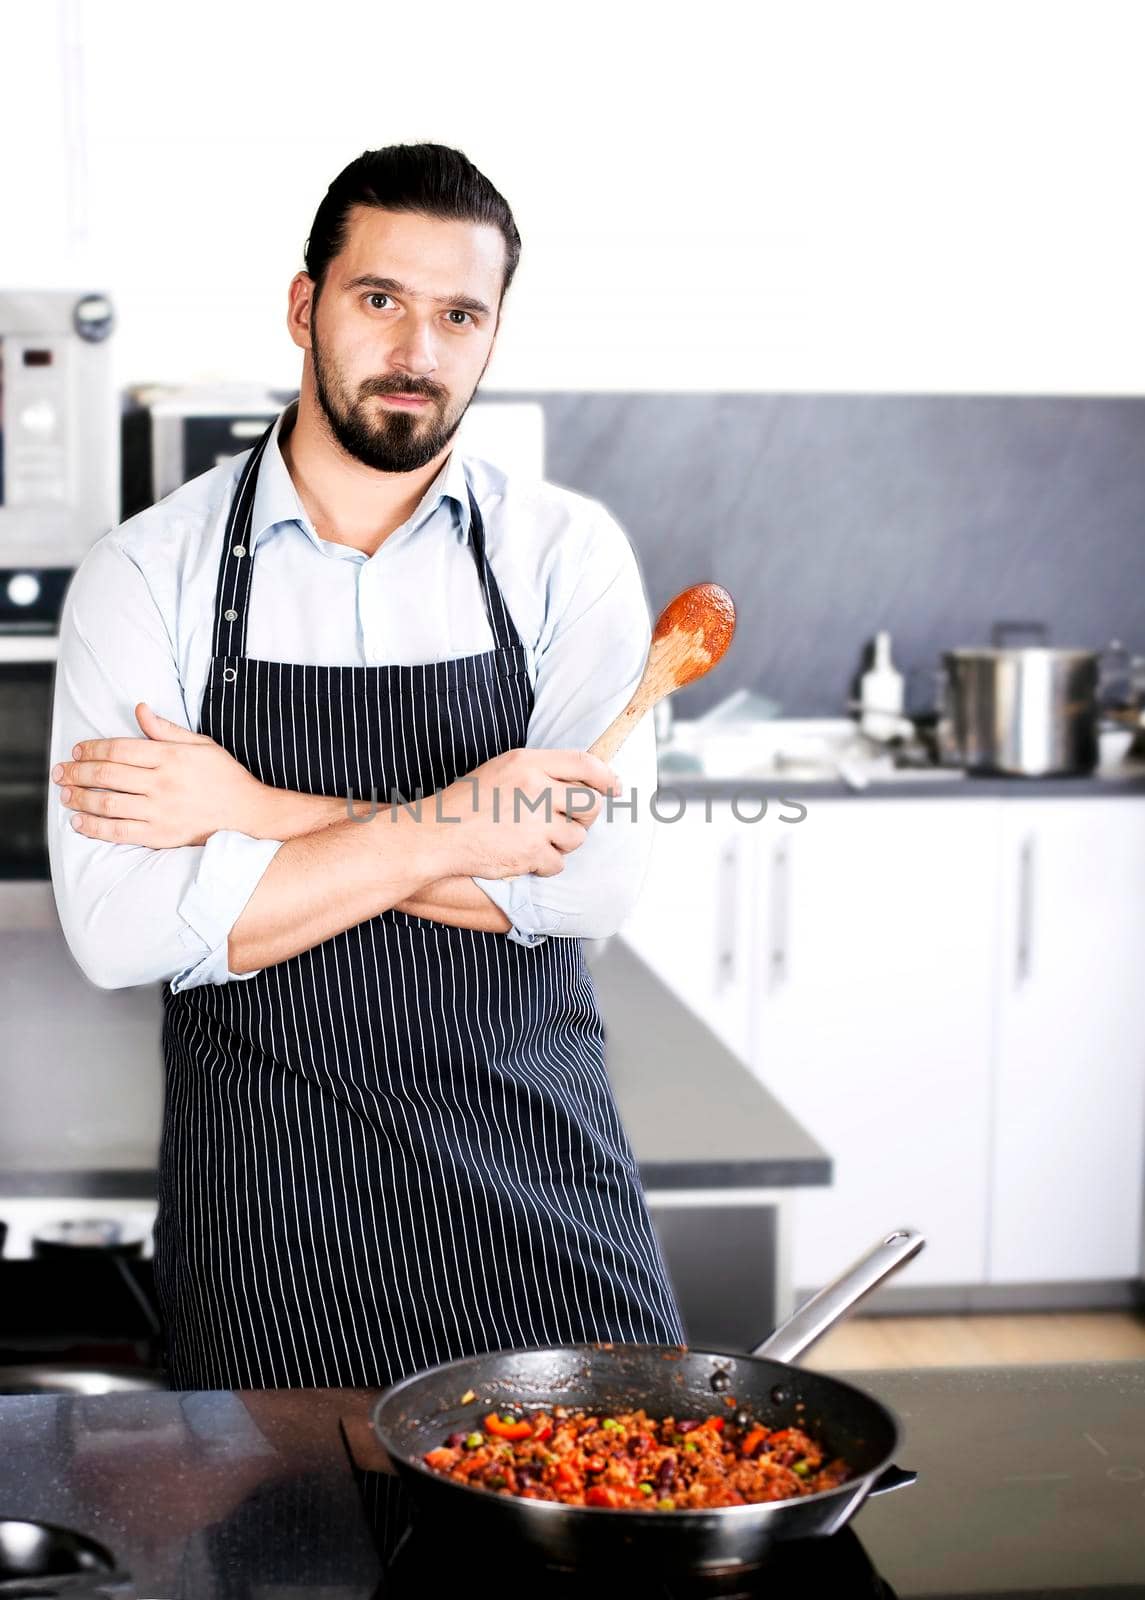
[309,313,489,473]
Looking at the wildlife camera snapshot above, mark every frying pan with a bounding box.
[370,1227,923,1573]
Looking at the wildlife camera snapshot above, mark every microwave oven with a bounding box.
[0,290,119,571]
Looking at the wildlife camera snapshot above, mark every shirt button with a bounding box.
[222,667,238,683]
[232,544,247,558]
[224,608,238,621]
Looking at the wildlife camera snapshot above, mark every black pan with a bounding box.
[370,1227,924,1573]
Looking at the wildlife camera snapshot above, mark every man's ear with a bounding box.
[286,272,314,353]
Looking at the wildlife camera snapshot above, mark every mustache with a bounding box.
[361,381,442,402]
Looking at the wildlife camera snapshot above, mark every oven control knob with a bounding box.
[7,573,41,607]
[73,293,115,342]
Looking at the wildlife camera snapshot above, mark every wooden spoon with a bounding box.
[589,583,736,764]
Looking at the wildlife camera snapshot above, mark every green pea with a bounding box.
[465,1432,484,1449]
[793,1460,810,1476]
[657,1497,675,1510]
[640,1482,654,1496]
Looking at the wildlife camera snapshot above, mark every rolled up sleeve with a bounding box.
[471,503,657,943]
[48,537,284,992]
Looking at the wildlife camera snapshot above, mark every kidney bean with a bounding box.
[676,1420,701,1434]
[656,1458,677,1491]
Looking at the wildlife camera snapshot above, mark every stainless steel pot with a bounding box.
[943,637,1099,777]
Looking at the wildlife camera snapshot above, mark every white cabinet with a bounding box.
[616,802,756,1062]
[621,789,1145,1296]
[989,800,1145,1282]
[749,801,999,1291]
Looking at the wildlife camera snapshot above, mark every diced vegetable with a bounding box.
[484,1412,533,1441]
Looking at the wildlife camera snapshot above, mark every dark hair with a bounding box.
[304,143,521,311]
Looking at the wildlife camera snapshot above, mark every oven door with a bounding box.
[0,633,57,879]
[0,632,164,1205]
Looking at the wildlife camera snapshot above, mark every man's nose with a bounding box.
[389,318,439,376]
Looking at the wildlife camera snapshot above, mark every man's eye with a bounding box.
[447,310,472,326]
[366,294,392,309]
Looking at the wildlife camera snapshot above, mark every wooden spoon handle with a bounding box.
[588,635,680,764]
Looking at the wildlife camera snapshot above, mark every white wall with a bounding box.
[4,0,1144,395]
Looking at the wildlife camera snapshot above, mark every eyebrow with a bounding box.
[342,274,492,317]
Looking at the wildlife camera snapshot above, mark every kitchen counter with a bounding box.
[2,1362,1141,1597]
[1,940,830,1347]
[657,758,1145,800]
[0,937,829,1208]
[589,937,830,1190]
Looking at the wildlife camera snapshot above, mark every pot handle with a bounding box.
[749,1228,925,1362]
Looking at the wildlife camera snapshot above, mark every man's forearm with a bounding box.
[248,786,510,932]
[399,874,512,932]
[227,808,450,974]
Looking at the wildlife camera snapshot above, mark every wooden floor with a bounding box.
[800,1311,1145,1369]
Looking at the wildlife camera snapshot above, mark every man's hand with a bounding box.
[433,747,621,881]
[51,702,271,847]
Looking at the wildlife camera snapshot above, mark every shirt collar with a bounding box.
[249,398,472,555]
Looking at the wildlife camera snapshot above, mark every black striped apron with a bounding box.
[154,418,685,1389]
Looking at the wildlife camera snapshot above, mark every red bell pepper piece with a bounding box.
[484,1412,533,1441]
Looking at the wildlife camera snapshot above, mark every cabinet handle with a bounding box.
[1016,835,1035,986]
[770,842,790,992]
[716,840,738,990]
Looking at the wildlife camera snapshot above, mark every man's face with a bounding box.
[301,205,506,473]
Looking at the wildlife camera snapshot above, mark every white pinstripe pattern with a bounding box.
[153,422,684,1389]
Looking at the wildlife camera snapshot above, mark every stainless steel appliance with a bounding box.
[0,290,118,569]
[0,297,163,1214]
[943,624,1100,777]
[121,383,293,516]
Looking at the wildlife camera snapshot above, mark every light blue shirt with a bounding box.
[47,402,657,991]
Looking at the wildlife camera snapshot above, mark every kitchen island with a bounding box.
[1,1362,1141,1596]
[0,938,830,1364]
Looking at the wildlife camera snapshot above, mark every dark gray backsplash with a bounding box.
[494,393,1145,716]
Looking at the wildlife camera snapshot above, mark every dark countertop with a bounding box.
[0,939,831,1203]
[656,757,1145,800]
[2,1362,1142,1598]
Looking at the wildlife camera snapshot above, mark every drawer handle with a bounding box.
[1016,836,1035,986]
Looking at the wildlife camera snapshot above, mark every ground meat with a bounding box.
[421,1405,850,1509]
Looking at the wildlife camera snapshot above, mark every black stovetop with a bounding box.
[356,1362,1145,1600]
[1,1363,1143,1598]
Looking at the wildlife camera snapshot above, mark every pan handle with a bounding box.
[868,1464,918,1497]
[749,1228,925,1362]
